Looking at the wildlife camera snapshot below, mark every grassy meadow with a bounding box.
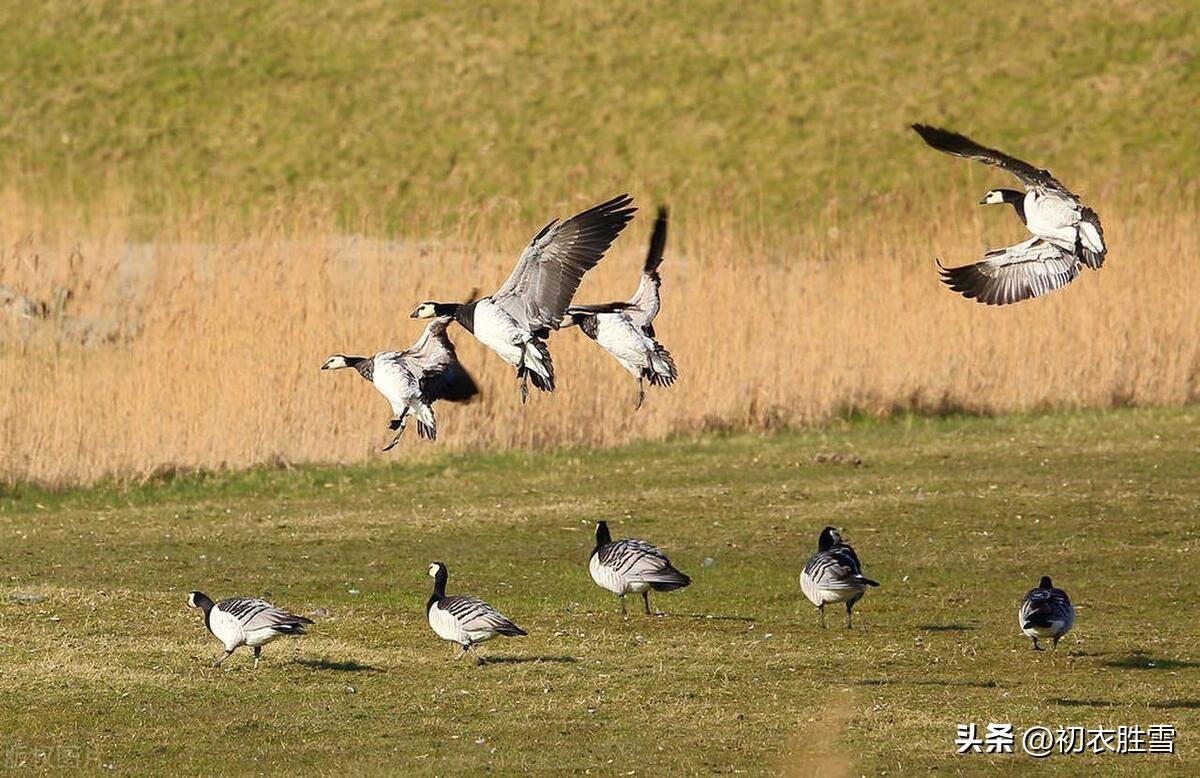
[2,409,1199,774]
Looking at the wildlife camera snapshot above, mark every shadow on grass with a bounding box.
[916,623,976,632]
[294,659,386,674]
[1102,653,1200,671]
[1052,698,1115,708]
[483,655,577,665]
[1149,700,1200,710]
[679,613,756,623]
[856,679,998,689]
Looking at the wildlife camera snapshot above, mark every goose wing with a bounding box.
[597,538,690,587]
[626,206,669,334]
[938,238,1083,306]
[217,598,312,632]
[399,317,480,403]
[911,124,1076,197]
[441,595,526,635]
[493,194,636,333]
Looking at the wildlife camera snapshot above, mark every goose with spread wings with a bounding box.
[560,206,677,408]
[411,195,637,401]
[912,124,1106,306]
[320,317,479,450]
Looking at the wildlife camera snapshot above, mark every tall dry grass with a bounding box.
[1,185,1197,487]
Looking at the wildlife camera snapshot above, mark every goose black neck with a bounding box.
[1000,189,1026,223]
[818,526,838,551]
[431,565,449,598]
[192,592,214,612]
[1039,575,1053,589]
[594,521,612,552]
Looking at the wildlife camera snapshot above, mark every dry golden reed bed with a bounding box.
[2,186,1197,487]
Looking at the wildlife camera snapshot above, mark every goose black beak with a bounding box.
[409,308,421,318]
[977,197,989,205]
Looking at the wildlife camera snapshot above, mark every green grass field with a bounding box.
[2,408,1198,774]
[2,1,1197,226]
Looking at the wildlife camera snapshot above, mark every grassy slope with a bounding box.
[2,408,1198,774]
[1,1,1197,225]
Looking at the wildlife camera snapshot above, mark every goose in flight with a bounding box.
[799,526,879,629]
[1019,575,1075,651]
[188,591,313,668]
[560,206,678,408]
[411,195,637,401]
[321,317,479,450]
[426,562,527,665]
[912,124,1106,305]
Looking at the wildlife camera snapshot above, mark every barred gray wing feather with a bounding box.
[442,595,527,636]
[804,547,879,589]
[598,538,690,590]
[217,597,312,632]
[401,317,480,403]
[911,124,1076,198]
[626,206,668,333]
[938,238,1082,306]
[493,195,636,332]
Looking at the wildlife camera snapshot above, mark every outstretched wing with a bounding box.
[938,238,1083,306]
[626,205,669,333]
[401,317,480,403]
[911,124,1076,197]
[493,194,637,332]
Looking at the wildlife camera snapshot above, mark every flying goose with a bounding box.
[426,562,527,665]
[560,206,677,408]
[187,591,313,668]
[589,520,691,615]
[912,124,1107,305]
[799,526,879,629]
[320,317,479,450]
[411,195,637,402]
[1019,575,1075,650]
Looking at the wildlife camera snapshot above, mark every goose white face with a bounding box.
[826,527,844,544]
[320,355,349,370]
[427,562,443,578]
[187,591,201,608]
[411,302,437,319]
[980,189,1007,205]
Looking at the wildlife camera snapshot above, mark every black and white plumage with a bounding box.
[589,520,690,615]
[187,591,312,668]
[1019,575,1075,651]
[560,206,678,408]
[320,317,479,450]
[426,562,526,665]
[410,195,637,402]
[912,124,1107,305]
[799,526,880,629]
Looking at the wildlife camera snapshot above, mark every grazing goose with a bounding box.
[411,195,637,402]
[560,206,677,408]
[426,562,527,665]
[187,591,312,668]
[320,317,479,450]
[1019,575,1075,650]
[589,520,691,615]
[912,124,1106,305]
[799,526,879,629]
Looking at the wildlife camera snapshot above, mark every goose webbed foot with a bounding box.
[642,591,651,615]
[1031,638,1043,651]
[253,646,262,670]
[635,378,645,410]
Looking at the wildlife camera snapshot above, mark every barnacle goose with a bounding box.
[187,591,312,668]
[411,195,637,402]
[589,520,690,615]
[912,124,1107,305]
[799,526,880,629]
[320,317,479,450]
[560,206,677,408]
[1019,575,1075,650]
[426,562,527,665]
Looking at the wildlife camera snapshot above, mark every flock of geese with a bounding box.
[192,124,1092,666]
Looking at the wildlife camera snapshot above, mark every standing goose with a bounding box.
[187,591,312,668]
[589,520,690,615]
[410,194,637,402]
[912,124,1107,305]
[426,562,527,665]
[560,206,677,408]
[800,527,879,629]
[320,317,479,450]
[1019,575,1075,650]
